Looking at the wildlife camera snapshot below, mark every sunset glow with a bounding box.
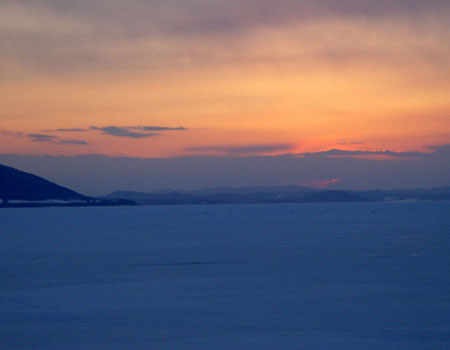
[1,1,449,182]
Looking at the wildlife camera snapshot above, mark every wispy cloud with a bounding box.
[89,125,188,138]
[54,128,87,132]
[3,129,88,145]
[56,139,89,145]
[428,144,450,153]
[185,143,295,155]
[28,133,88,145]
[0,130,24,137]
[2,0,448,78]
[41,128,87,133]
[297,148,425,159]
[337,141,366,145]
[6,1,446,38]
[6,125,188,143]
[46,125,187,136]
[28,133,58,142]
[89,126,160,138]
[130,126,187,131]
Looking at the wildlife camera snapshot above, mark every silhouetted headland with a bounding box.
[0,164,136,208]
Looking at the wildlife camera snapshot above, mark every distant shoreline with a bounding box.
[2,199,449,209]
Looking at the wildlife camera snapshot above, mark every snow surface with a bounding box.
[1,202,449,349]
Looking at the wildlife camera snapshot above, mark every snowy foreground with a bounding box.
[1,203,449,349]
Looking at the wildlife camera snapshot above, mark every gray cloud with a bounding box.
[89,125,188,138]
[428,144,450,153]
[28,133,58,142]
[56,139,89,145]
[28,133,88,145]
[1,0,448,78]
[89,126,160,138]
[54,128,87,132]
[13,1,449,37]
[8,125,187,142]
[46,126,187,134]
[0,130,24,137]
[297,148,426,158]
[338,141,366,145]
[130,126,188,131]
[185,143,295,155]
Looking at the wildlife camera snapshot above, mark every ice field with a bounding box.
[1,202,450,349]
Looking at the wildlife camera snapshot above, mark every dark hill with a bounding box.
[0,164,88,202]
[0,164,137,207]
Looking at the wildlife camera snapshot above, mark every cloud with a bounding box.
[41,128,88,133]
[56,139,89,145]
[2,0,448,78]
[337,141,366,145]
[5,125,188,142]
[54,128,87,132]
[0,130,24,137]
[185,143,295,155]
[90,126,159,138]
[130,126,188,131]
[45,125,187,135]
[28,133,58,142]
[297,148,426,159]
[428,144,450,153]
[13,1,448,37]
[3,130,88,145]
[89,125,188,138]
[28,133,88,145]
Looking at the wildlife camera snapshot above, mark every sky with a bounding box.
[0,0,449,193]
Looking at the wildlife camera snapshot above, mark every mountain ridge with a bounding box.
[2,162,449,208]
[0,163,136,208]
[103,185,450,205]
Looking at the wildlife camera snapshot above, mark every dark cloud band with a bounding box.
[297,148,426,158]
[185,143,295,155]
[89,126,159,138]
[89,125,188,138]
[28,133,88,145]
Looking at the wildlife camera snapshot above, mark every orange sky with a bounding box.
[1,1,449,158]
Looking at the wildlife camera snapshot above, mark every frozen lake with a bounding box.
[1,202,449,349]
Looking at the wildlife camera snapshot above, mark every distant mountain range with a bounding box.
[103,185,450,205]
[1,163,449,208]
[0,164,135,208]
